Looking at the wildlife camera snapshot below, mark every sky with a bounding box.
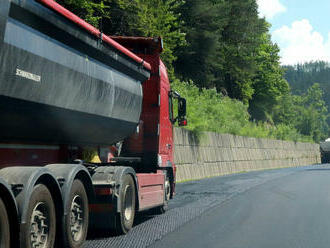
[257,0,330,65]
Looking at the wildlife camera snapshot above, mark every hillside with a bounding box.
[284,61,330,118]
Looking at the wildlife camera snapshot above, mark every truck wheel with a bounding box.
[154,177,170,214]
[63,180,89,248]
[115,174,136,234]
[22,184,56,248]
[0,198,10,248]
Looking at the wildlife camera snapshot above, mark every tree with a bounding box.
[174,0,229,88]
[249,32,289,122]
[284,61,330,128]
[273,83,328,142]
[174,0,268,104]
[133,0,186,77]
[57,0,185,78]
[56,0,110,28]
[220,0,267,103]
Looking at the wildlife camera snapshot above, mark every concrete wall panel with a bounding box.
[174,128,320,182]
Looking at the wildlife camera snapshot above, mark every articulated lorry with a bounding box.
[0,0,187,247]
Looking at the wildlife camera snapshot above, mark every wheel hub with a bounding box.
[70,195,84,242]
[165,179,170,201]
[30,203,49,248]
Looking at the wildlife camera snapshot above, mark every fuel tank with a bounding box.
[0,0,150,145]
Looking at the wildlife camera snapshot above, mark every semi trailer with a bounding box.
[0,0,187,247]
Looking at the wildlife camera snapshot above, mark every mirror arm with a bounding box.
[169,90,181,99]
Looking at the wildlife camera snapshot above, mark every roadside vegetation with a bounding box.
[171,80,313,142]
[57,0,329,143]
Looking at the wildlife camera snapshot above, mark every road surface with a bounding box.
[85,164,330,248]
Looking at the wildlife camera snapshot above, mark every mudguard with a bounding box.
[91,166,139,212]
[157,161,175,199]
[46,163,95,213]
[0,177,19,248]
[0,166,63,243]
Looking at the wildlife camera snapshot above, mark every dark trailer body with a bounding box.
[0,0,150,145]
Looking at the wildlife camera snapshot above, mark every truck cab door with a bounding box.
[158,80,173,166]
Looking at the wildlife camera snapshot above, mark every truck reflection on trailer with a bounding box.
[0,0,187,247]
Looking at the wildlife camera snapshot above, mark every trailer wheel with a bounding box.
[0,198,10,248]
[115,174,136,234]
[22,184,56,248]
[63,180,89,248]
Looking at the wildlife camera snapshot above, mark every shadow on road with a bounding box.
[86,211,157,240]
[305,168,330,172]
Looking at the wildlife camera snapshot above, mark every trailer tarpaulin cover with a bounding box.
[0,0,150,145]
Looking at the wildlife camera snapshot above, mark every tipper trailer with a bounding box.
[0,0,187,247]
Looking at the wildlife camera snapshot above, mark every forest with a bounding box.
[57,0,330,143]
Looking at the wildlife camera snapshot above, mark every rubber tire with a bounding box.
[115,174,136,235]
[62,180,89,248]
[0,198,10,248]
[21,184,56,248]
[153,200,168,215]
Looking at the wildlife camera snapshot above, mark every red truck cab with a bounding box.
[97,36,187,211]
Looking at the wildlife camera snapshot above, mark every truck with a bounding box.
[0,0,187,247]
[320,138,330,163]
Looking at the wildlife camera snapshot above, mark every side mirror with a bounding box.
[178,98,187,126]
[178,98,186,117]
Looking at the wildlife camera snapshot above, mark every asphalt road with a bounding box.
[85,164,330,248]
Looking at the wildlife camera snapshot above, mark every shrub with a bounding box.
[171,80,313,142]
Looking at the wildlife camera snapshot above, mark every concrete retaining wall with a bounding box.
[174,128,321,182]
